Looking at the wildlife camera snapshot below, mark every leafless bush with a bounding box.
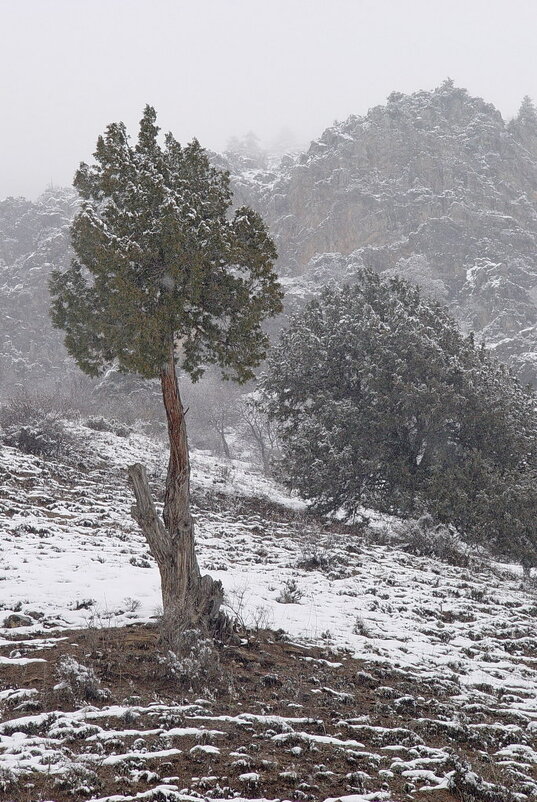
[403,517,470,567]
[0,767,16,793]
[225,586,272,632]
[353,616,372,637]
[238,393,280,474]
[1,404,80,461]
[296,539,334,572]
[85,416,131,438]
[54,764,101,796]
[447,756,519,801]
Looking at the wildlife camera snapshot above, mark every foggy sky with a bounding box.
[2,0,537,200]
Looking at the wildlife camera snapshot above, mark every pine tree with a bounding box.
[50,106,282,627]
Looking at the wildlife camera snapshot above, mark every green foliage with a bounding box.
[50,106,282,382]
[265,268,537,564]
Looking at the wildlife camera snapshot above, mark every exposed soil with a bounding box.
[1,622,533,802]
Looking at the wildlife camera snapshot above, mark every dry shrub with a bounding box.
[0,395,80,460]
[403,516,470,567]
[54,655,110,702]
[158,618,226,692]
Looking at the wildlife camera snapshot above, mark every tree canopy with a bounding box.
[265,269,537,565]
[50,105,282,383]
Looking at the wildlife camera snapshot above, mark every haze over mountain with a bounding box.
[4,0,537,200]
[2,77,537,802]
[227,81,537,385]
[2,82,537,392]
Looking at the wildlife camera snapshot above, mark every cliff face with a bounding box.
[232,82,537,384]
[260,83,537,269]
[0,188,77,391]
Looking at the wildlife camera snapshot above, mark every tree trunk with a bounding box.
[128,344,223,629]
[215,419,232,460]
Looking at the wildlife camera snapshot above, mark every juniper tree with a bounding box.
[265,269,537,567]
[515,95,537,127]
[50,106,282,627]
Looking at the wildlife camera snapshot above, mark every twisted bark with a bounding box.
[129,344,223,628]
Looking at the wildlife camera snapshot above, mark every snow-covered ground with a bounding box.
[1,424,535,693]
[1,423,537,800]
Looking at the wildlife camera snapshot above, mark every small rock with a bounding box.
[26,610,44,621]
[262,673,282,687]
[4,613,34,628]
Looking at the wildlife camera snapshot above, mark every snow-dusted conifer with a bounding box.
[516,95,537,126]
[265,268,537,566]
[509,95,537,152]
[50,106,282,628]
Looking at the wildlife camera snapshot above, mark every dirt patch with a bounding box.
[1,623,533,801]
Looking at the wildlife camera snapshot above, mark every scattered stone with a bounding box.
[3,613,33,628]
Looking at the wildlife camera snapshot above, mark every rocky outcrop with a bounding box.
[0,188,78,392]
[232,81,537,385]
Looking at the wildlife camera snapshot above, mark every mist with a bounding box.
[2,0,537,199]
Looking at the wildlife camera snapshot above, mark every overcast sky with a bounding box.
[2,0,537,199]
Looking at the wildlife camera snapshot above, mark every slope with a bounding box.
[1,424,537,800]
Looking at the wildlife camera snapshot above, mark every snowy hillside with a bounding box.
[1,425,537,800]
